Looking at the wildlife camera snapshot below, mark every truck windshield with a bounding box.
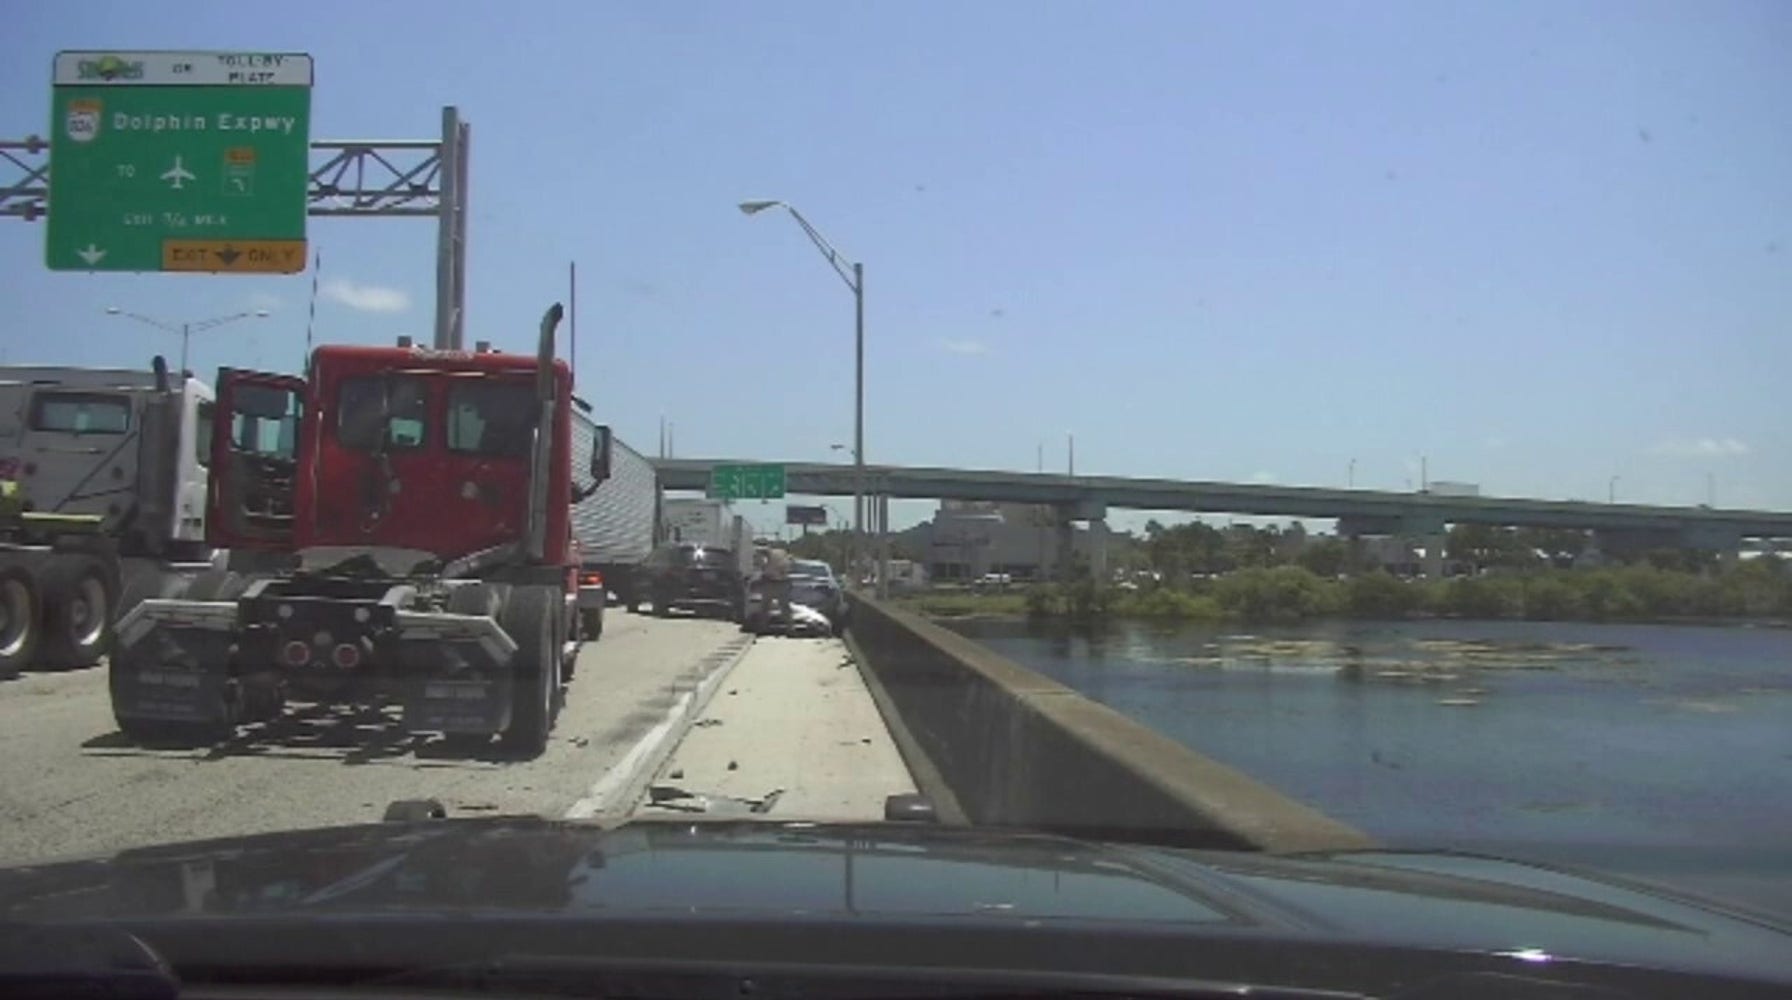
[29,391,129,434]
[337,376,427,451]
[448,382,537,458]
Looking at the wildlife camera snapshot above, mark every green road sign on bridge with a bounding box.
[708,463,787,500]
[47,51,313,273]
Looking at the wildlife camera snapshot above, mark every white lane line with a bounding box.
[563,636,753,820]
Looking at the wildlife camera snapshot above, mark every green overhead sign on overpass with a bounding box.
[707,463,786,500]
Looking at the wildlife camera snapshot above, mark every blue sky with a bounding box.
[4,1,1788,535]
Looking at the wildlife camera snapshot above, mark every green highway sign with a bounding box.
[708,463,787,500]
[47,51,313,273]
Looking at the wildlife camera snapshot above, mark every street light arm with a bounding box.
[188,310,263,333]
[106,309,181,334]
[778,205,860,294]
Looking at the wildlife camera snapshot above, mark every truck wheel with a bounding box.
[0,567,41,676]
[499,585,559,758]
[38,557,117,669]
[580,608,604,640]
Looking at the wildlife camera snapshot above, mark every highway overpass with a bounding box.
[653,458,1791,572]
[652,458,1791,537]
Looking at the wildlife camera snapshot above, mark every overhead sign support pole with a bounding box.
[433,105,467,350]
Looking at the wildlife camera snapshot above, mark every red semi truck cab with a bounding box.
[112,305,609,757]
[209,343,577,565]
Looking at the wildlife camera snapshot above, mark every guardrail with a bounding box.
[845,594,1373,852]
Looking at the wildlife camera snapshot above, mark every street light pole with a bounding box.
[739,199,868,588]
[105,307,269,374]
[1609,476,1620,504]
[854,260,866,588]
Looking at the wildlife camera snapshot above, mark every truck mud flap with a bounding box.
[111,599,238,723]
[393,610,520,734]
[407,676,511,734]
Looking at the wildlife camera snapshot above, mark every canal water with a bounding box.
[946,616,1792,918]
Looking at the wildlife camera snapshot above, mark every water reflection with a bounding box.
[945,616,1792,917]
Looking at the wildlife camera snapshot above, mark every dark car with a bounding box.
[639,542,745,620]
[4,818,1791,998]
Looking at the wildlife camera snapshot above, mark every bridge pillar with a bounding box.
[1420,534,1446,580]
[1056,508,1076,583]
[877,494,892,599]
[1089,518,1110,582]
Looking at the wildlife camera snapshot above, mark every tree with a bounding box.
[1447,524,1536,571]
[1346,571,1415,618]
[1297,537,1347,577]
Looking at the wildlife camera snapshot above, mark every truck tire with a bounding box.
[499,584,559,758]
[0,567,41,677]
[580,608,603,640]
[38,556,117,669]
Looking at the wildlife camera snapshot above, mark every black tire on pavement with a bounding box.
[38,556,117,669]
[580,608,603,640]
[0,566,41,676]
[499,584,559,758]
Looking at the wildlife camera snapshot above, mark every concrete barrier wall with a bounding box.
[849,595,1374,852]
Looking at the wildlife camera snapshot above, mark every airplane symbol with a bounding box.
[161,155,196,190]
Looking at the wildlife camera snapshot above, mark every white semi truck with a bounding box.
[0,359,216,673]
[662,498,753,577]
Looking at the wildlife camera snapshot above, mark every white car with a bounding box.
[743,561,847,636]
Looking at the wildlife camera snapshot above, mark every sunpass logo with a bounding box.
[77,55,144,81]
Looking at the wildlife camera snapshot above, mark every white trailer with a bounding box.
[662,498,754,578]
[569,418,658,619]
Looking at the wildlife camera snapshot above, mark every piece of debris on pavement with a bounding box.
[648,784,695,803]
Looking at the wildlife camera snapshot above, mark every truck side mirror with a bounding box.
[591,425,613,484]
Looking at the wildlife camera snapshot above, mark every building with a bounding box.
[895,501,1111,581]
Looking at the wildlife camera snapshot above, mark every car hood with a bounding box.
[0,818,1787,986]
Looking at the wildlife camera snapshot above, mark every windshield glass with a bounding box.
[447,381,536,457]
[6,6,1792,976]
[29,391,129,433]
[337,376,426,451]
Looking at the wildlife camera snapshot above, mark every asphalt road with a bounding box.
[0,610,749,866]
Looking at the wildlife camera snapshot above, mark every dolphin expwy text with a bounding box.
[111,112,300,135]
